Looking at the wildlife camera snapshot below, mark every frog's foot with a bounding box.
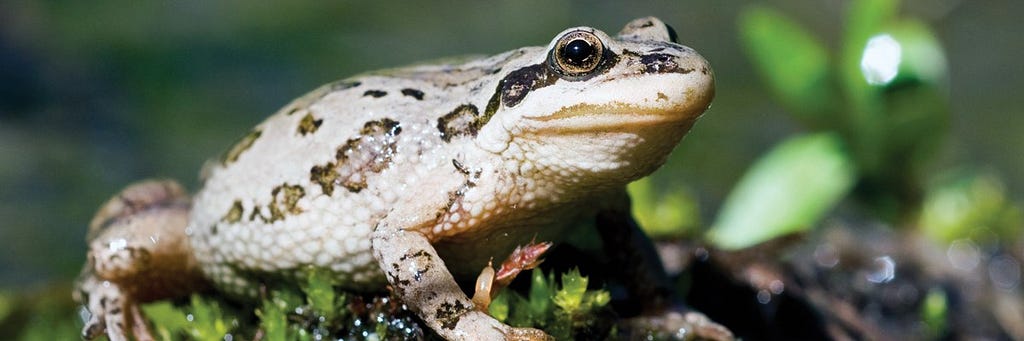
[76,275,155,341]
[372,221,553,341]
[503,325,555,341]
[74,179,205,341]
[623,309,734,341]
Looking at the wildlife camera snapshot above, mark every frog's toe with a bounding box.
[81,313,106,340]
[76,276,153,341]
[623,309,734,341]
[504,326,554,341]
[679,311,734,341]
[80,280,129,341]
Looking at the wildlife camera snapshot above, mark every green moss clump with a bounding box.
[490,268,614,340]
[144,267,425,340]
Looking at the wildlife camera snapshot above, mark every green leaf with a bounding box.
[552,268,588,313]
[301,267,342,321]
[875,21,948,180]
[876,20,949,161]
[184,295,234,340]
[840,0,899,174]
[584,290,611,314]
[505,290,533,327]
[844,0,899,63]
[739,6,833,123]
[488,290,511,322]
[841,0,899,92]
[143,301,189,341]
[257,293,290,341]
[527,270,553,323]
[708,133,856,250]
[885,19,947,87]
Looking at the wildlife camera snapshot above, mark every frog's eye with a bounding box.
[550,30,605,77]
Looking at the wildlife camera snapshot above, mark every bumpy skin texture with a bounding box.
[75,17,718,341]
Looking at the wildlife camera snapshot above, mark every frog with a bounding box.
[74,17,722,341]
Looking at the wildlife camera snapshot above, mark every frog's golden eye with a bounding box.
[551,30,605,77]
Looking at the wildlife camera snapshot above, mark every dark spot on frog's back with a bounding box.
[297,113,323,136]
[309,118,403,196]
[250,184,305,223]
[363,90,387,98]
[276,184,304,216]
[310,163,339,196]
[222,200,243,223]
[360,118,402,136]
[400,88,424,100]
[436,104,480,142]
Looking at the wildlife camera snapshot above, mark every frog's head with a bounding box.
[477,17,714,189]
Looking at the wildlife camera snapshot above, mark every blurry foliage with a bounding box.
[4,287,81,341]
[706,0,961,249]
[0,290,10,323]
[628,177,701,238]
[920,288,949,339]
[920,169,1024,245]
[707,133,856,249]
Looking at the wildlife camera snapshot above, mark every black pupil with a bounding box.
[562,39,595,66]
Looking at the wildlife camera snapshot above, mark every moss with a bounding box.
[132,267,616,340]
[490,268,614,340]
[142,267,425,340]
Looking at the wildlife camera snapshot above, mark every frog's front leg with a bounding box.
[371,220,551,341]
[73,180,208,341]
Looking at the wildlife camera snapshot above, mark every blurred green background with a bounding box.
[0,0,1021,304]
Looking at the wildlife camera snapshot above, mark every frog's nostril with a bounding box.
[640,53,684,74]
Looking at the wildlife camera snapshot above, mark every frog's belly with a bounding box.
[187,169,438,297]
[186,197,389,296]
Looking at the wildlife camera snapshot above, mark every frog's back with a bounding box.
[187,55,521,293]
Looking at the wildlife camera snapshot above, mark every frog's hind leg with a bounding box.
[74,180,209,341]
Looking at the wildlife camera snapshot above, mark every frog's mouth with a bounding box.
[523,101,702,134]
